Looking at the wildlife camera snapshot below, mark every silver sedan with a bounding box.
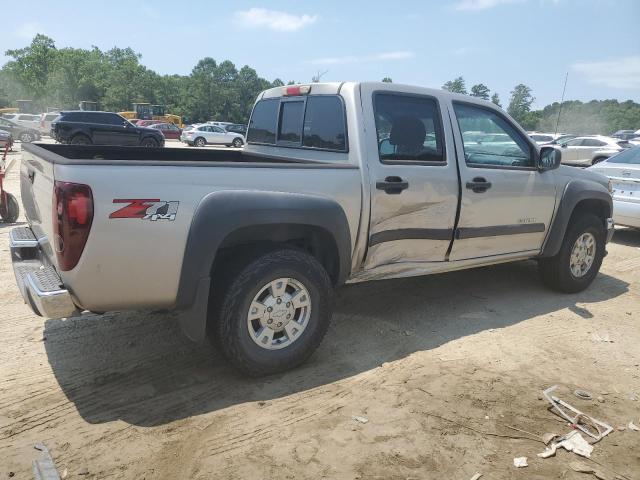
[589,146,640,228]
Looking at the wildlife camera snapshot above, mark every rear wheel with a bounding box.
[232,137,243,148]
[141,137,158,148]
[0,193,19,223]
[539,214,605,293]
[211,249,333,376]
[194,137,206,147]
[70,134,91,145]
[592,157,607,165]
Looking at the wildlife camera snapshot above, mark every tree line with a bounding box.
[1,35,639,133]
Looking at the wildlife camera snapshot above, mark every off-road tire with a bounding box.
[212,249,333,376]
[0,193,19,223]
[70,134,91,145]
[539,213,605,293]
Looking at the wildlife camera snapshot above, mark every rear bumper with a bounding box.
[10,226,79,318]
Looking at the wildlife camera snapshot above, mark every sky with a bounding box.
[3,0,640,108]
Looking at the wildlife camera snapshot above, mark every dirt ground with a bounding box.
[1,144,639,480]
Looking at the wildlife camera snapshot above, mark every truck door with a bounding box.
[361,86,459,269]
[448,100,556,260]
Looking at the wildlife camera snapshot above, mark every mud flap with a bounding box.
[177,276,210,342]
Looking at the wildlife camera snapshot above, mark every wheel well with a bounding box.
[212,224,341,285]
[570,199,610,227]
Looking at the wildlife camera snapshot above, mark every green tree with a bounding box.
[470,83,490,100]
[442,76,467,94]
[491,93,501,108]
[382,77,393,83]
[4,34,57,104]
[507,84,535,124]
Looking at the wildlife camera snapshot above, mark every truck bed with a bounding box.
[24,143,332,166]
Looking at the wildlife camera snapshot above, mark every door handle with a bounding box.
[376,176,409,194]
[466,177,492,193]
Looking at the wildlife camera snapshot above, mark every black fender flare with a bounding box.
[176,190,352,340]
[540,179,612,258]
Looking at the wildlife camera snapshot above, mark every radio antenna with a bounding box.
[554,72,568,135]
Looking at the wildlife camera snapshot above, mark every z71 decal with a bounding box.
[109,199,179,221]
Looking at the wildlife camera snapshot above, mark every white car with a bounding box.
[559,136,629,166]
[10,113,41,131]
[40,112,60,135]
[181,124,245,147]
[529,132,562,145]
[589,146,640,228]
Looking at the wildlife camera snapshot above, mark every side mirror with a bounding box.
[538,146,561,171]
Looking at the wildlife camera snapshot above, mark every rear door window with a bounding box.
[247,99,279,144]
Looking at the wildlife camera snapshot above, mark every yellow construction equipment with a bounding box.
[118,103,182,127]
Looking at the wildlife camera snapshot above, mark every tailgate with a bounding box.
[20,146,58,270]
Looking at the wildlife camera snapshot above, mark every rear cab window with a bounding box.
[247,94,347,152]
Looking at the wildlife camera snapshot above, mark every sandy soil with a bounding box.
[1,145,639,479]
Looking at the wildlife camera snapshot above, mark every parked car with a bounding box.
[558,136,629,166]
[10,82,615,376]
[207,121,234,128]
[611,130,639,141]
[136,119,166,127]
[0,129,13,150]
[52,111,165,147]
[0,117,41,143]
[589,146,640,229]
[12,113,41,130]
[225,123,248,135]
[550,134,577,145]
[181,124,244,147]
[529,132,559,144]
[147,122,182,139]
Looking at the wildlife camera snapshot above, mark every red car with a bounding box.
[145,122,182,139]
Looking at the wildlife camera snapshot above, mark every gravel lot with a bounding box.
[1,143,639,479]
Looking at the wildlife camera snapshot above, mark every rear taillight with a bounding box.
[52,181,94,271]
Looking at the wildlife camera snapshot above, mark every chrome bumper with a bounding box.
[9,226,78,318]
[605,217,615,243]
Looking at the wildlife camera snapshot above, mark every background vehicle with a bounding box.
[11,114,41,130]
[147,122,182,139]
[181,124,244,147]
[119,103,183,128]
[611,130,639,141]
[40,112,60,135]
[52,111,165,147]
[528,132,568,145]
[0,130,13,150]
[225,124,247,135]
[11,82,614,376]
[589,145,640,228]
[0,117,41,143]
[207,121,234,129]
[559,135,629,166]
[0,108,19,116]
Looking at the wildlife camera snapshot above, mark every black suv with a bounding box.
[52,111,165,147]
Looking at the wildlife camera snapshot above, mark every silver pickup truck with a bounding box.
[11,82,614,375]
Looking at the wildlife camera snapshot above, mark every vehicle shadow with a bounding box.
[43,260,629,427]
[611,227,640,247]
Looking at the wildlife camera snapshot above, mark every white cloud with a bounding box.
[453,0,523,11]
[15,22,44,39]
[235,8,318,32]
[572,56,640,89]
[309,51,415,66]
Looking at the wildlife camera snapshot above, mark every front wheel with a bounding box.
[19,132,34,143]
[539,214,605,293]
[211,249,333,376]
[232,137,244,148]
[0,193,19,223]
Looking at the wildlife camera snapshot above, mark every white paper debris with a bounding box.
[513,457,528,468]
[629,421,640,431]
[537,431,593,459]
[352,415,369,424]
